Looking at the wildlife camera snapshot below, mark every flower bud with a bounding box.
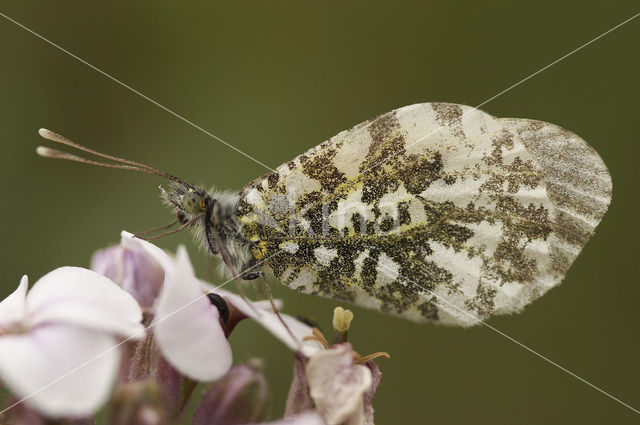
[193,361,268,425]
[109,381,168,425]
[91,245,164,310]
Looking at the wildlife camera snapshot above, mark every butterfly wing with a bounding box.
[237,103,611,325]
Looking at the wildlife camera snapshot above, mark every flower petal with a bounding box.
[223,292,323,357]
[362,361,382,425]
[120,231,176,273]
[306,344,372,425]
[0,275,28,331]
[0,323,119,417]
[91,244,164,309]
[25,267,144,339]
[153,247,232,381]
[285,353,314,417]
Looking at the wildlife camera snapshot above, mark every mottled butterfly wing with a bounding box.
[237,103,611,325]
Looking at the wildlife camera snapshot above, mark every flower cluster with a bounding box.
[0,232,386,424]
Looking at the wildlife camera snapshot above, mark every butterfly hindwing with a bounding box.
[237,103,611,325]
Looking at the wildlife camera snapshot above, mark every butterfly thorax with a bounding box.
[160,182,259,280]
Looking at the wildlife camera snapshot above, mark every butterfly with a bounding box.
[38,103,612,326]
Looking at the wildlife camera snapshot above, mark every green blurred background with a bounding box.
[1,1,638,423]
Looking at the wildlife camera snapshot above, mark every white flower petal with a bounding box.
[0,276,28,330]
[223,292,323,357]
[25,267,144,339]
[0,323,119,417]
[306,344,372,425]
[120,231,176,273]
[154,247,232,381]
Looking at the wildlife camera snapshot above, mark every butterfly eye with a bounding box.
[181,191,204,214]
[176,211,188,225]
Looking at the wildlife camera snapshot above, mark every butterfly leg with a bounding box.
[261,276,300,345]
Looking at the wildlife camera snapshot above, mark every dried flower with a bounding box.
[285,308,386,425]
[306,343,372,425]
[284,353,314,417]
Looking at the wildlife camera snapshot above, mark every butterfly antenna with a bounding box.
[37,128,189,185]
[36,146,152,173]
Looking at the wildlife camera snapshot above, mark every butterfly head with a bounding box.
[159,182,211,224]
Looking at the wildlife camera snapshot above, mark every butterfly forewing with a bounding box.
[237,103,611,325]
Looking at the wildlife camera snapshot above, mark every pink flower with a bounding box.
[108,232,232,382]
[0,268,144,417]
[113,231,322,381]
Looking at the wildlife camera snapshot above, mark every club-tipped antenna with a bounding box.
[37,128,189,185]
[36,146,158,173]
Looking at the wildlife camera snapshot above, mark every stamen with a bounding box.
[332,306,354,332]
[302,333,330,350]
[332,306,353,344]
[313,327,330,348]
[354,351,391,364]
